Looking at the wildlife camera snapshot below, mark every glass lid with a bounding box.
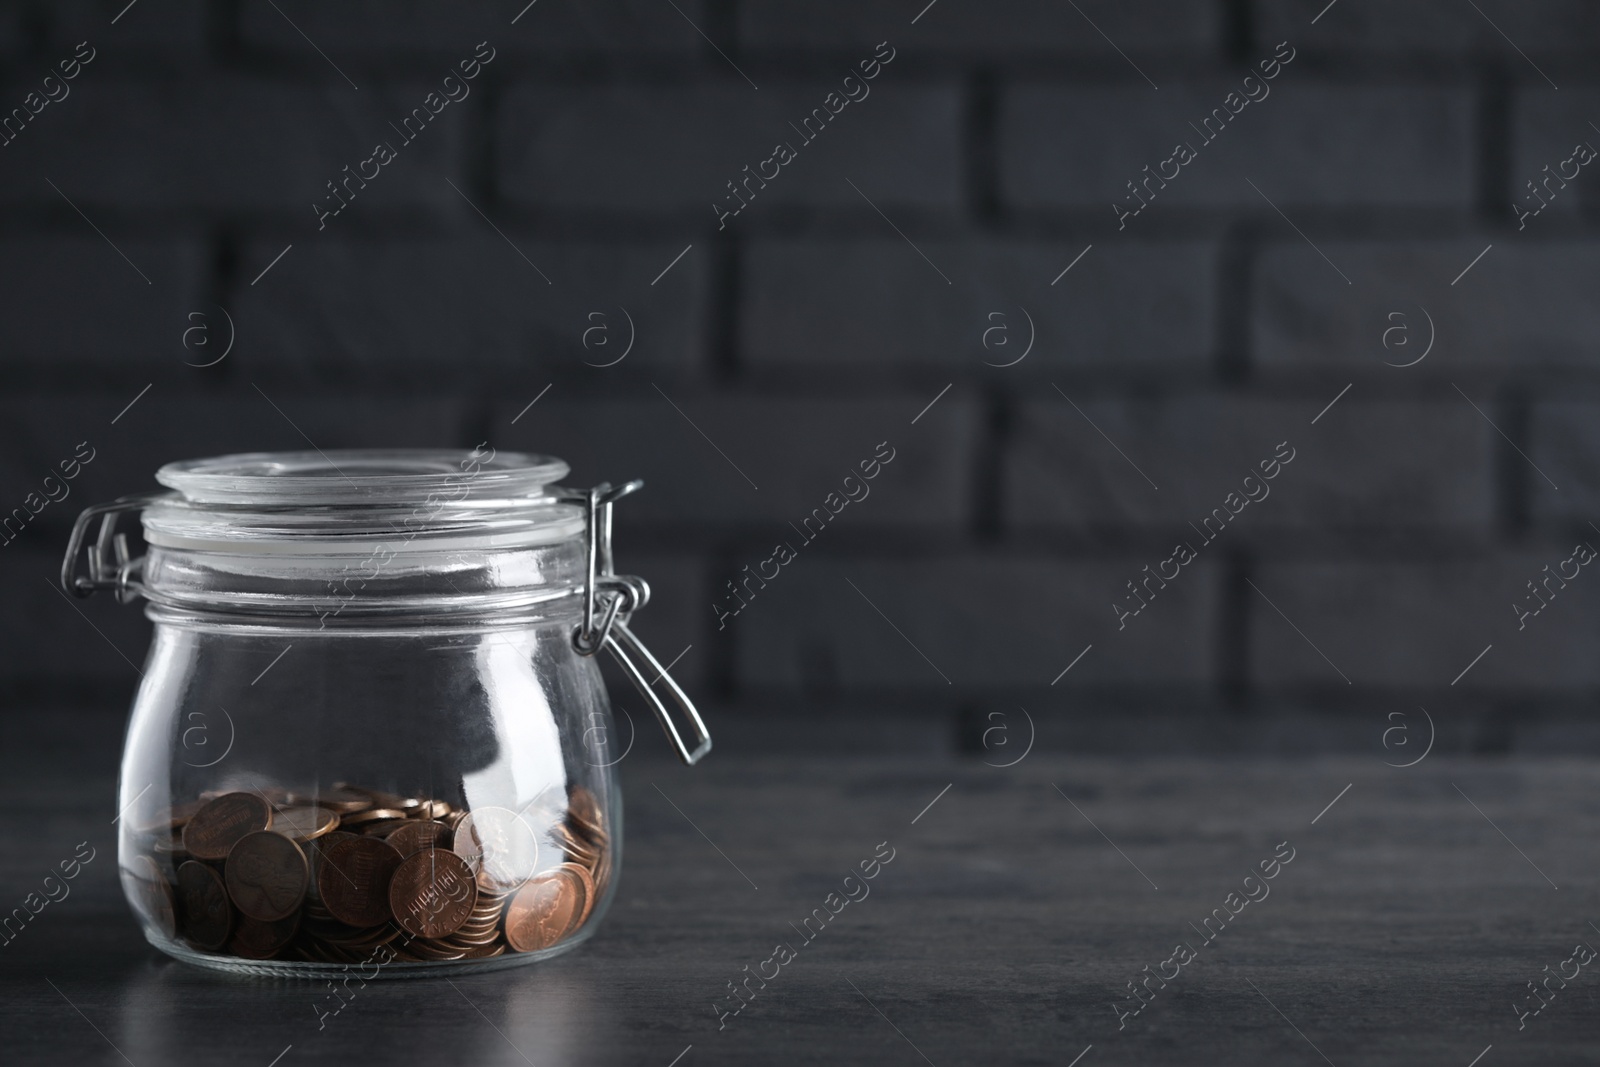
[142,448,585,554]
[156,448,568,506]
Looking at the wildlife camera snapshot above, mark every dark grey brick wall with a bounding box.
[3,0,1598,755]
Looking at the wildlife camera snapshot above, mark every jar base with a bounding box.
[143,926,597,980]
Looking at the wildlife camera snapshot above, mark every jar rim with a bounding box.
[156,448,568,506]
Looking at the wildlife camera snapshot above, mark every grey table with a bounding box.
[2,715,1596,1065]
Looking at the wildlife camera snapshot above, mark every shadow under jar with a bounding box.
[63,448,710,978]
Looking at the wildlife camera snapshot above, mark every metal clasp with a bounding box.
[60,491,168,603]
[563,480,712,766]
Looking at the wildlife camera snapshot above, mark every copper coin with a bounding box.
[402,938,467,961]
[462,900,506,923]
[453,807,540,893]
[552,822,598,868]
[468,889,509,916]
[302,903,338,932]
[338,784,419,811]
[135,799,206,835]
[315,786,378,814]
[272,804,339,843]
[205,785,295,806]
[443,924,502,947]
[414,799,452,820]
[183,793,272,861]
[152,829,189,860]
[389,848,478,939]
[504,864,590,953]
[124,856,177,940]
[593,845,613,895]
[225,831,309,922]
[561,861,597,932]
[317,833,404,928]
[568,786,606,844]
[176,860,233,950]
[451,911,503,932]
[325,927,399,951]
[229,911,300,960]
[341,808,409,827]
[168,798,206,829]
[305,830,356,902]
[386,819,452,858]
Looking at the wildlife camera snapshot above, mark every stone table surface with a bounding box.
[2,721,1598,1066]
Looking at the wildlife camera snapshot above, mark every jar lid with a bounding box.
[65,449,643,630]
[144,448,585,554]
[156,448,568,506]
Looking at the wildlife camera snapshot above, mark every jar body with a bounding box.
[117,608,622,978]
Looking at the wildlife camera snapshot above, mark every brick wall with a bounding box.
[3,0,1599,756]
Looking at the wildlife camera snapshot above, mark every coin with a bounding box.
[271,805,339,843]
[229,912,300,960]
[300,915,343,943]
[225,831,309,922]
[184,792,273,861]
[504,864,590,953]
[135,799,206,836]
[124,856,177,940]
[304,830,354,903]
[443,924,502,948]
[341,808,409,827]
[453,807,540,893]
[143,780,613,964]
[151,828,189,860]
[176,860,234,950]
[568,786,606,845]
[399,938,467,961]
[389,848,477,939]
[338,785,419,811]
[317,833,404,928]
[325,922,398,947]
[459,889,508,929]
[562,861,597,931]
[386,819,451,858]
[314,786,378,815]
[414,799,452,820]
[202,785,293,805]
[552,822,598,868]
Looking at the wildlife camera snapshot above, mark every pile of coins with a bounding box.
[122,782,612,965]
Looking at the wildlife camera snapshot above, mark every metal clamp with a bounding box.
[568,481,647,654]
[60,491,167,603]
[564,479,711,766]
[602,620,712,765]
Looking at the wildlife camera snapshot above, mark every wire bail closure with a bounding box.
[563,480,712,766]
[60,491,167,604]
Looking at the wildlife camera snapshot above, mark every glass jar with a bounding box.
[62,448,710,978]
